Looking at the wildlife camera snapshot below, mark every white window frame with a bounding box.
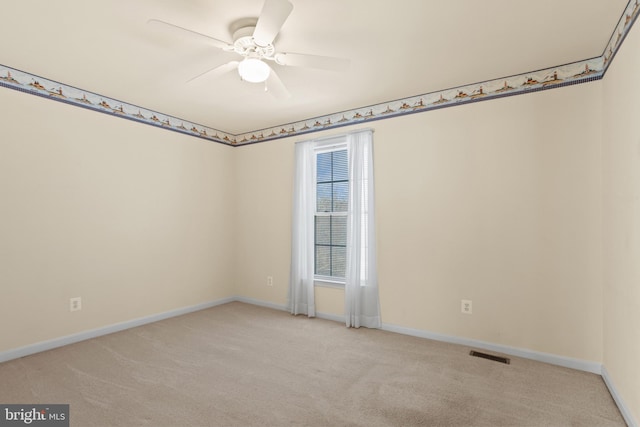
[313,142,348,287]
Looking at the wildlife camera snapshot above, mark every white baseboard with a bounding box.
[0,297,235,364]
[234,296,347,323]
[234,296,287,312]
[602,365,638,427]
[381,322,602,374]
[315,311,345,323]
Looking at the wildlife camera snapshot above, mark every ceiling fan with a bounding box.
[147,0,350,99]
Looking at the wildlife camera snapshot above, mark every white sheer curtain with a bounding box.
[288,140,316,317]
[345,130,381,328]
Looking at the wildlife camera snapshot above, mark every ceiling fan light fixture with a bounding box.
[238,58,270,83]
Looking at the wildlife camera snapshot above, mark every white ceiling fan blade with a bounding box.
[187,61,239,83]
[253,0,293,46]
[274,53,350,72]
[147,19,233,51]
[265,66,291,99]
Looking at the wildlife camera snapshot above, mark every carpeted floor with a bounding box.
[0,302,626,426]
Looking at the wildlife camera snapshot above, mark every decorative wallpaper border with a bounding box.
[1,0,638,147]
[0,68,235,144]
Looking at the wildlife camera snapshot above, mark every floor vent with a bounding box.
[469,350,510,364]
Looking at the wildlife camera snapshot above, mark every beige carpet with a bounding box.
[0,302,625,426]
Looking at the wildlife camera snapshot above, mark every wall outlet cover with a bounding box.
[461,299,472,314]
[70,297,82,312]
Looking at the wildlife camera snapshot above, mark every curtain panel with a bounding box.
[345,130,380,328]
[288,140,317,317]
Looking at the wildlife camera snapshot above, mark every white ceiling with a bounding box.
[0,1,629,135]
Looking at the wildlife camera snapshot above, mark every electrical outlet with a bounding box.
[461,299,472,314]
[267,276,273,287]
[70,297,82,312]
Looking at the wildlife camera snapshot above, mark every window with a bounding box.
[315,148,348,281]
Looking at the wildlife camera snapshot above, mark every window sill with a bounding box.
[314,278,345,288]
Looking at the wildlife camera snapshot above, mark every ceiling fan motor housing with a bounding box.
[232,26,275,58]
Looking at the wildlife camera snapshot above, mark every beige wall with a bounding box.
[234,82,604,363]
[0,88,236,352]
[602,18,640,423]
[233,137,293,303]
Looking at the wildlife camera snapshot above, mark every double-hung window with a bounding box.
[314,147,348,283]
